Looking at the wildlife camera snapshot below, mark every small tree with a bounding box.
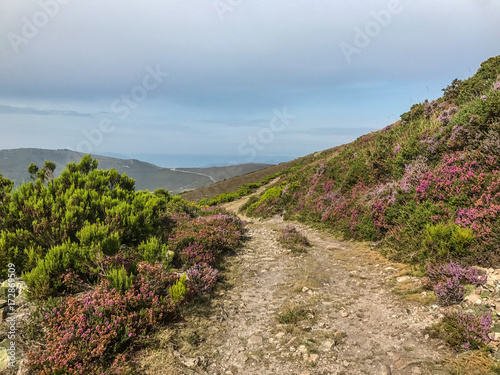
[28,163,39,182]
[28,161,57,183]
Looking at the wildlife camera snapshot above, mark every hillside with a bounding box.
[231,55,500,267]
[179,159,301,202]
[176,163,273,183]
[0,148,272,193]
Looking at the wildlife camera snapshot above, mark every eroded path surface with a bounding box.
[202,214,452,375]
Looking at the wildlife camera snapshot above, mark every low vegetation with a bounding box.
[276,306,314,325]
[276,225,311,253]
[0,155,245,374]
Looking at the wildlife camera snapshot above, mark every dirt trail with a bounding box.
[198,198,452,374]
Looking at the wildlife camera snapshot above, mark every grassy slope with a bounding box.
[176,163,273,182]
[239,55,500,266]
[179,159,303,202]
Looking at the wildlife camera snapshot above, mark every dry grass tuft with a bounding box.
[443,350,494,375]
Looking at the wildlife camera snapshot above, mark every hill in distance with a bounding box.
[0,148,272,193]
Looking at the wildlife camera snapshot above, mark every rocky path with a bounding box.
[201,213,452,375]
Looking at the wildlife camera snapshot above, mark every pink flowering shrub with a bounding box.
[179,242,215,266]
[168,214,244,260]
[435,310,492,351]
[398,156,429,193]
[277,225,311,253]
[27,263,178,374]
[424,99,438,118]
[427,261,486,306]
[414,152,486,205]
[186,262,219,294]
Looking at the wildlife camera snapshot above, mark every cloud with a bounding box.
[0,104,95,118]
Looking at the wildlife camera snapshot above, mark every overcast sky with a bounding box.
[0,0,499,167]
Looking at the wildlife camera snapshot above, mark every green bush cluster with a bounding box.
[422,223,474,261]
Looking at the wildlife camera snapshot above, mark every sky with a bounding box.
[0,0,499,167]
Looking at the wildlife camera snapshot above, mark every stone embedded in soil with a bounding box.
[375,363,392,375]
[319,340,334,351]
[247,335,263,346]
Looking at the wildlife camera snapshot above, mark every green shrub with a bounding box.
[422,223,474,261]
[23,242,82,299]
[138,236,169,264]
[426,310,492,351]
[106,266,133,292]
[76,222,120,256]
[169,274,188,303]
[400,103,425,123]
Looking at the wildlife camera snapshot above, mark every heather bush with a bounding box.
[27,264,178,374]
[397,156,429,193]
[168,214,244,259]
[427,261,486,306]
[424,99,438,119]
[495,80,500,91]
[427,310,492,351]
[60,269,86,295]
[186,262,219,294]
[179,242,215,266]
[277,225,311,253]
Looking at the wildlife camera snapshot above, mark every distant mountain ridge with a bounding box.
[0,148,272,193]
